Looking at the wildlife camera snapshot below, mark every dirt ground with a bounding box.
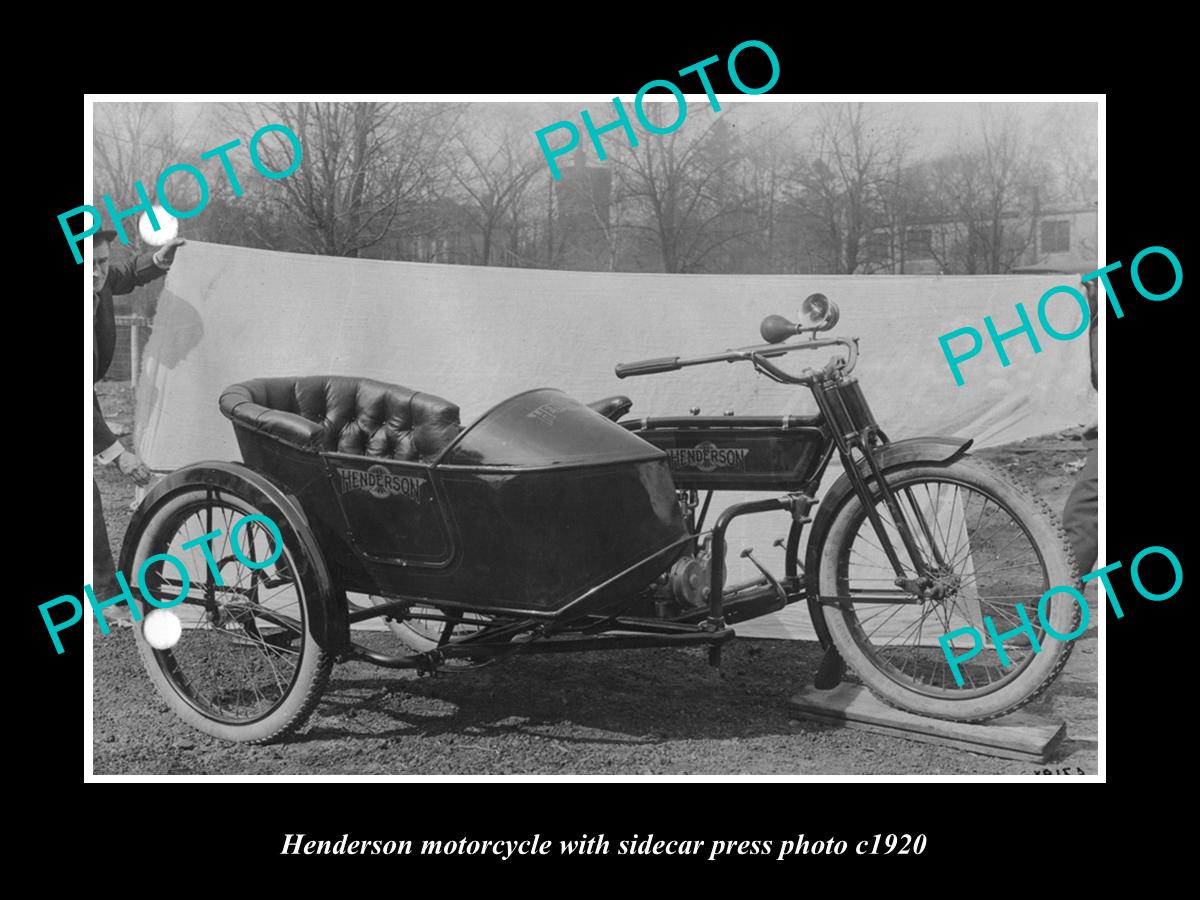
[92,383,1098,776]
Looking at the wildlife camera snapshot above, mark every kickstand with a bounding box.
[813,647,846,690]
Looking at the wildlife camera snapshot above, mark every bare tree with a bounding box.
[221,102,463,257]
[928,153,985,273]
[790,103,907,274]
[558,149,625,272]
[610,104,757,273]
[738,116,800,272]
[94,103,188,212]
[871,136,933,274]
[450,125,543,266]
[1038,103,1098,203]
[927,105,1039,274]
[536,173,570,268]
[976,105,1034,272]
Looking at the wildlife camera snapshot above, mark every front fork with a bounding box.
[854,438,937,585]
[810,378,934,589]
[806,377,943,689]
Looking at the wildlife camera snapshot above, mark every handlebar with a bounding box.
[613,356,683,378]
[615,336,859,385]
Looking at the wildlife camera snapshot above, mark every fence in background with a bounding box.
[104,315,153,382]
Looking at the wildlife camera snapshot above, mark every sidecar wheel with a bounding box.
[123,484,333,743]
[814,456,1081,722]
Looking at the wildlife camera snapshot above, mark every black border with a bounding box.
[22,28,1183,872]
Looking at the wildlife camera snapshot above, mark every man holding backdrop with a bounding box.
[92,229,184,625]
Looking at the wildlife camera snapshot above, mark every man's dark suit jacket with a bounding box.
[93,250,167,454]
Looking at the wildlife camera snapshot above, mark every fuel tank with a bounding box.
[623,415,831,491]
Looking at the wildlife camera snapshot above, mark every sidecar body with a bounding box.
[218,376,687,620]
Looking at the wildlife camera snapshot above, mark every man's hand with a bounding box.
[154,238,187,268]
[117,449,152,486]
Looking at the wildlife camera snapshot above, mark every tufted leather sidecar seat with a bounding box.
[220,375,463,462]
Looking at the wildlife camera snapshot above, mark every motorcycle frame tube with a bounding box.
[707,497,795,628]
[680,579,788,625]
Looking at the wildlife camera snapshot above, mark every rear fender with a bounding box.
[803,436,973,649]
[118,460,348,655]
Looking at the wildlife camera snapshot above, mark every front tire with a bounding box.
[815,456,1081,722]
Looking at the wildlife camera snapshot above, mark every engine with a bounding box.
[649,547,724,617]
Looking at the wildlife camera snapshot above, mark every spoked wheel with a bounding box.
[124,483,333,743]
[815,457,1081,722]
[370,598,500,668]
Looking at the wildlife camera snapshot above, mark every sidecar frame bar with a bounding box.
[440,628,736,658]
[343,620,736,670]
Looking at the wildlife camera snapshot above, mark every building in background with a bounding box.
[553,150,614,271]
[873,181,1098,276]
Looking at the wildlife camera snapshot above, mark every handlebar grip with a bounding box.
[614,356,682,378]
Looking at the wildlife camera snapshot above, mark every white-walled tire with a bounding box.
[126,487,333,743]
[817,457,1081,722]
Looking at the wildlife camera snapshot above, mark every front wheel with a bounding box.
[815,456,1081,722]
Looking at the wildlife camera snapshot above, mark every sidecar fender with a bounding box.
[803,436,973,649]
[119,460,348,655]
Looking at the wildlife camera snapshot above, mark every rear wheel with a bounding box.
[125,486,333,742]
[816,456,1081,722]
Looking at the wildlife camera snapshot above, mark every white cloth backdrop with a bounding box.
[134,242,1094,639]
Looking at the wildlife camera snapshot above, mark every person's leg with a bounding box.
[1063,446,1098,575]
[93,480,134,627]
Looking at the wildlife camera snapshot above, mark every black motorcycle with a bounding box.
[121,294,1079,742]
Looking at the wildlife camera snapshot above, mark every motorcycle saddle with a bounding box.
[587,395,632,421]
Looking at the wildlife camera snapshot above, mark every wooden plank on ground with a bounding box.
[789,683,1065,764]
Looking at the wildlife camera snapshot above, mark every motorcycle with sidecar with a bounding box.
[120,295,1080,743]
